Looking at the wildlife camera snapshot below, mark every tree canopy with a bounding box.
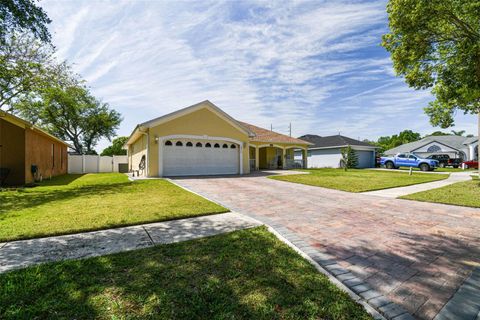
[382,0,480,128]
[1,1,122,154]
[101,137,128,156]
[14,66,122,154]
[0,0,51,44]
[0,33,54,111]
[428,131,451,137]
[376,130,421,153]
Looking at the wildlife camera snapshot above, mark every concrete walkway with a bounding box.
[0,212,261,273]
[362,171,473,198]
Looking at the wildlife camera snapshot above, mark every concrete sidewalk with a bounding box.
[362,171,473,198]
[0,212,261,273]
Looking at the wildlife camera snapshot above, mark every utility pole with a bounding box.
[289,123,292,137]
[271,124,273,131]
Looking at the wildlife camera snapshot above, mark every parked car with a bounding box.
[380,153,439,171]
[425,154,462,168]
[462,160,478,169]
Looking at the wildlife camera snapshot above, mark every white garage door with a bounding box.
[163,140,239,176]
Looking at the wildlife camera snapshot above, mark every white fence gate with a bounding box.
[68,155,128,174]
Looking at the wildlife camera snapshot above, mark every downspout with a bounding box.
[139,128,149,177]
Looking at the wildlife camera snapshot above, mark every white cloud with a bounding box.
[40,0,477,151]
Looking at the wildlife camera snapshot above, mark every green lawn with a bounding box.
[401,177,480,208]
[270,169,449,192]
[0,227,371,320]
[0,173,227,242]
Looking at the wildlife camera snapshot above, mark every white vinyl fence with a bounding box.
[68,155,128,174]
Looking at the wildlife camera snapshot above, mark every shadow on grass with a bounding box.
[0,228,371,320]
[35,174,86,186]
[317,231,480,318]
[0,181,134,217]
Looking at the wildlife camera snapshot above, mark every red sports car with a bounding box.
[462,160,478,169]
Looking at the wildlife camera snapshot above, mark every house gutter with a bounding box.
[139,127,149,177]
[307,145,378,151]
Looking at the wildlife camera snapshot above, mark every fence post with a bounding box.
[82,155,85,174]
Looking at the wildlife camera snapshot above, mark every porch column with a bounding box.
[469,144,476,160]
[302,148,308,168]
[255,146,260,170]
[239,143,243,174]
[282,148,287,169]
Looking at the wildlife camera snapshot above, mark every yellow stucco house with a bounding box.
[125,100,311,177]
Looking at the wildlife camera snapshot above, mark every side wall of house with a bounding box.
[24,129,68,183]
[0,118,26,185]
[128,134,148,174]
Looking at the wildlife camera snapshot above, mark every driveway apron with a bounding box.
[172,174,480,320]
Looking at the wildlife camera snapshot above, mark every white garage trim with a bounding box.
[158,134,243,176]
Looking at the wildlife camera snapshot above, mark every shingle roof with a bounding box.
[237,121,311,145]
[384,135,478,155]
[298,134,376,149]
[463,136,478,145]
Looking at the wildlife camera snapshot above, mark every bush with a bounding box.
[340,146,358,171]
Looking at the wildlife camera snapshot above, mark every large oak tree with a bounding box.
[15,66,122,154]
[382,0,480,162]
[0,33,54,111]
[0,0,51,44]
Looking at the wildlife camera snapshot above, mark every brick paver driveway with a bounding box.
[173,173,480,320]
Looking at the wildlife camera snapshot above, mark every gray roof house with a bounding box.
[384,135,478,160]
[295,134,377,168]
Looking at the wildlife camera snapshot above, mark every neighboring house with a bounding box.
[125,100,311,177]
[294,134,377,168]
[0,111,69,186]
[384,135,478,160]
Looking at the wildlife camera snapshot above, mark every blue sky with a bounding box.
[41,0,477,152]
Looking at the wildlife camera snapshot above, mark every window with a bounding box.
[205,143,211,148]
[214,143,220,148]
[427,145,441,153]
[222,143,228,148]
[230,144,236,149]
[175,141,183,146]
[165,140,173,146]
[408,155,417,160]
[397,153,406,158]
[196,142,202,147]
[186,142,193,147]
